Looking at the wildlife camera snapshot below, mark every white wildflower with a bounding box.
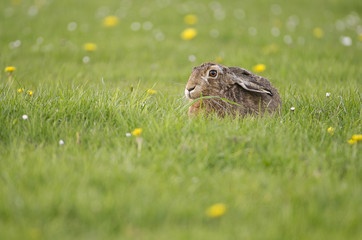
[340,36,352,46]
[82,56,90,63]
[188,55,196,62]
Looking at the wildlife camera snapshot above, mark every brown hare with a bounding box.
[185,62,282,117]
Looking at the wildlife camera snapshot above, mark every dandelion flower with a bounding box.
[206,203,227,218]
[290,107,295,111]
[83,43,97,52]
[22,114,28,120]
[327,127,335,135]
[352,134,362,141]
[252,64,266,73]
[181,28,197,40]
[27,90,33,96]
[147,89,157,94]
[59,139,65,145]
[131,128,142,136]
[17,88,24,93]
[103,15,119,27]
[313,27,324,38]
[5,66,16,73]
[184,14,198,25]
[347,139,356,145]
[6,66,16,84]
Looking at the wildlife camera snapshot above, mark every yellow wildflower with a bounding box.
[83,43,97,52]
[352,134,362,141]
[252,64,266,73]
[103,15,119,27]
[27,90,33,96]
[184,14,198,25]
[17,88,24,93]
[327,127,335,135]
[131,128,142,136]
[215,56,223,63]
[205,203,226,218]
[147,89,157,94]
[181,28,197,40]
[5,66,16,73]
[347,139,356,145]
[313,27,324,38]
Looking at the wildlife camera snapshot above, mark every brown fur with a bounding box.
[185,62,282,117]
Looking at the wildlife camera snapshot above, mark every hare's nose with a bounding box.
[187,86,195,92]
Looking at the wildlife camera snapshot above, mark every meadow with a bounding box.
[0,0,361,239]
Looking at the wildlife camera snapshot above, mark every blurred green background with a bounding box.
[1,0,361,93]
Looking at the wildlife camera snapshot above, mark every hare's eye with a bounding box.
[209,70,217,77]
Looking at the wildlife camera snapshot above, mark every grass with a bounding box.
[0,0,361,239]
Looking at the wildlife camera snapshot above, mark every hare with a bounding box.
[185,62,282,117]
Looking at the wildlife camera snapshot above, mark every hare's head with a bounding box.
[185,62,273,100]
[185,62,234,99]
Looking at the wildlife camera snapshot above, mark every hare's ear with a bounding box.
[231,73,273,96]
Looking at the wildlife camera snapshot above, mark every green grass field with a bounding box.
[1,0,361,239]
